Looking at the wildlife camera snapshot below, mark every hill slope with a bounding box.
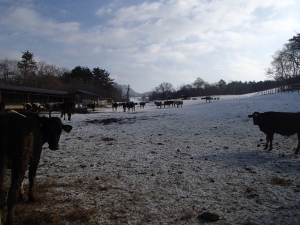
[120,85,151,97]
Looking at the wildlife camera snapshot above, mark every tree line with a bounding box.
[149,79,278,100]
[151,33,300,100]
[0,51,123,101]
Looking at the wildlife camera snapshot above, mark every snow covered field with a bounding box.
[15,92,300,224]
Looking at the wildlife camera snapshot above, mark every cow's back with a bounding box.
[259,112,300,136]
[0,113,42,163]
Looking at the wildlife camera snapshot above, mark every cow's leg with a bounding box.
[6,168,26,225]
[68,112,71,121]
[0,159,7,225]
[28,161,39,202]
[266,133,274,151]
[18,181,24,201]
[295,132,300,154]
[264,135,269,150]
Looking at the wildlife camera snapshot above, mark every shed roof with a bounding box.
[68,90,99,98]
[0,84,68,95]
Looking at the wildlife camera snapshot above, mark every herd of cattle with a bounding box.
[111,100,184,112]
[1,98,300,224]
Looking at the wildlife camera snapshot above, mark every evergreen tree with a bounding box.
[17,50,37,80]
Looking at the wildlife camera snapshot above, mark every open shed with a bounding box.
[0,84,73,106]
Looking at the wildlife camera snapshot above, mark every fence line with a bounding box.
[217,83,300,100]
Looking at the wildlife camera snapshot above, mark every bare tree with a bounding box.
[266,33,300,84]
[0,59,20,83]
[153,82,174,99]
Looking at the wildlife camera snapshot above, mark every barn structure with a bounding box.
[0,83,74,106]
[0,84,73,107]
[0,84,112,112]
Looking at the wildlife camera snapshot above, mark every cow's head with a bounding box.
[248,112,262,125]
[40,117,72,150]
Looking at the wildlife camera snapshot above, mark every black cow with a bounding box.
[112,102,118,111]
[126,102,135,112]
[139,102,146,108]
[0,112,72,225]
[248,112,300,153]
[0,102,5,114]
[164,100,174,108]
[44,102,62,118]
[86,103,96,110]
[60,102,75,121]
[205,96,211,103]
[155,101,162,108]
[31,103,41,113]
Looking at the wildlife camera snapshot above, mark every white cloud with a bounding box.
[0,0,299,92]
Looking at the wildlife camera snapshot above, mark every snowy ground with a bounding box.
[13,92,300,224]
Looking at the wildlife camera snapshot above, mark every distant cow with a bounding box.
[174,100,183,108]
[164,100,174,108]
[23,103,41,113]
[205,96,211,103]
[122,102,127,112]
[140,102,146,108]
[155,101,162,108]
[23,103,32,112]
[0,111,72,225]
[44,102,62,117]
[112,102,118,111]
[248,112,300,153]
[60,102,75,121]
[126,102,135,112]
[31,102,41,113]
[0,102,5,114]
[86,103,96,110]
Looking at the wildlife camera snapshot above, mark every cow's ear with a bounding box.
[62,125,72,133]
[253,112,259,117]
[248,115,253,118]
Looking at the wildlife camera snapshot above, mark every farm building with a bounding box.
[0,84,73,106]
[0,84,107,110]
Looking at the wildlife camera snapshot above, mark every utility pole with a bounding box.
[126,85,130,102]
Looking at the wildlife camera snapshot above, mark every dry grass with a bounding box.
[269,177,293,186]
[3,180,98,225]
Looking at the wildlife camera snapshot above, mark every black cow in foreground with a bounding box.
[60,102,75,121]
[0,111,72,225]
[248,112,300,153]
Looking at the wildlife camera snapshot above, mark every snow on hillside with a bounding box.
[18,92,300,224]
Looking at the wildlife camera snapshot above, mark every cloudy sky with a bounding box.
[0,0,299,93]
